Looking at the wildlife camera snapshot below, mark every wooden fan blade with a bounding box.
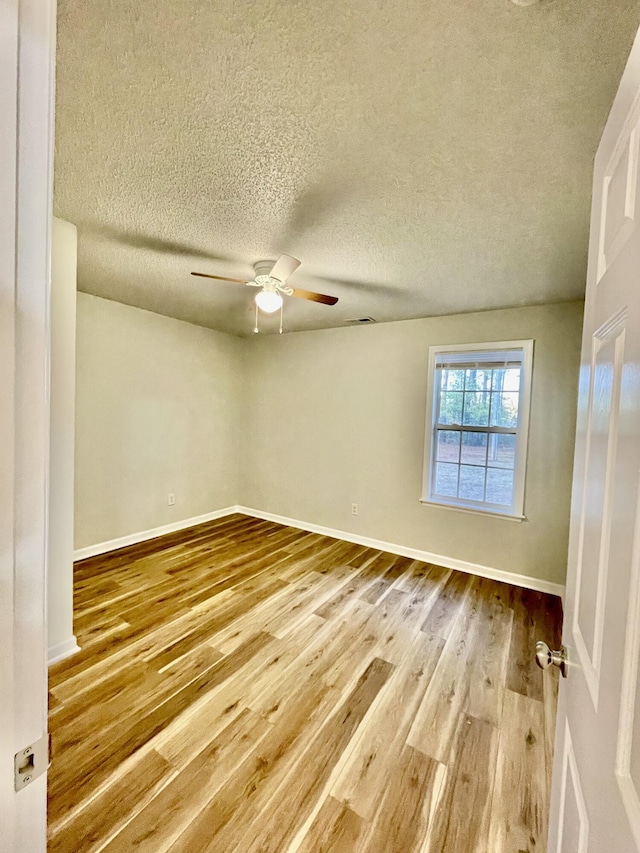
[191,272,249,284]
[269,254,301,282]
[291,288,338,306]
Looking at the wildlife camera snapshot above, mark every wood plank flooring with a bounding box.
[48,513,563,853]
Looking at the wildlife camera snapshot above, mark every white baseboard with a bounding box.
[73,502,565,599]
[73,506,238,561]
[236,505,566,599]
[48,635,80,666]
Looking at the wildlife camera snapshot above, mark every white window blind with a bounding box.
[434,349,524,370]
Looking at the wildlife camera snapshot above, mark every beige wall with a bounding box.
[75,296,582,587]
[49,218,78,659]
[240,302,584,586]
[75,294,242,549]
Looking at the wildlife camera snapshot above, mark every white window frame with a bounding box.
[421,339,534,520]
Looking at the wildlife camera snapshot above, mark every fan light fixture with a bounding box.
[255,289,283,313]
[190,254,338,333]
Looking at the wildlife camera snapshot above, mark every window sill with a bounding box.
[419,498,525,522]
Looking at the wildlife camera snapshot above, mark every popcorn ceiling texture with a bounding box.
[54,0,640,336]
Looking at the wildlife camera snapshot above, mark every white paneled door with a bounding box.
[547,25,640,853]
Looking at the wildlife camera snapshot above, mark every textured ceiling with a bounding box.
[54,0,640,336]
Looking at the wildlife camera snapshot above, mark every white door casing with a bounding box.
[0,0,56,850]
[548,24,640,853]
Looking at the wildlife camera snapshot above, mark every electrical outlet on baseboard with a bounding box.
[351,503,358,516]
[168,493,175,506]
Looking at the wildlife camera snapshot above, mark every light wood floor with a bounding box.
[48,514,563,853]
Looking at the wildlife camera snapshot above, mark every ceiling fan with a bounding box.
[191,255,338,332]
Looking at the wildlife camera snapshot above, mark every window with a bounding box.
[421,340,533,518]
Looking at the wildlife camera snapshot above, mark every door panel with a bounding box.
[598,116,639,283]
[573,317,625,707]
[557,724,588,853]
[617,485,640,847]
[548,24,640,853]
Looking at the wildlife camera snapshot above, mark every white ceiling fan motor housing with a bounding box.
[253,260,294,296]
[253,260,277,279]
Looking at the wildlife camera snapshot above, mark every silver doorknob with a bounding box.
[536,641,568,678]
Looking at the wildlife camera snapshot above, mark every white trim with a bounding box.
[73,503,564,598]
[421,339,534,519]
[236,505,565,598]
[73,507,238,561]
[1,0,56,846]
[419,498,525,522]
[0,0,20,844]
[47,636,80,666]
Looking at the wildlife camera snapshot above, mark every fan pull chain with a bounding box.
[279,302,283,335]
[254,303,259,334]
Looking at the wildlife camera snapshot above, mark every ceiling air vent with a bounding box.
[345,317,376,325]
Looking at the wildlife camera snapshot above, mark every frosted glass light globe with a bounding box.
[255,290,283,313]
